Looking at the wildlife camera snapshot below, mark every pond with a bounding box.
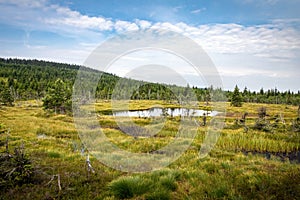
[110,107,219,117]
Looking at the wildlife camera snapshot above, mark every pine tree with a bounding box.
[243,87,249,102]
[231,85,242,107]
[42,79,72,114]
[0,80,14,106]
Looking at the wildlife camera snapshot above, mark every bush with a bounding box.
[253,119,272,132]
[258,107,267,119]
[0,144,35,189]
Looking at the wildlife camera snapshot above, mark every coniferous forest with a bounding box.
[0,58,299,106]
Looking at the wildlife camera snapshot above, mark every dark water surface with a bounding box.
[111,107,218,117]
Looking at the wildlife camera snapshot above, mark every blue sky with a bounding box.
[0,0,299,91]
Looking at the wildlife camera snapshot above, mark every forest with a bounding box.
[0,58,299,106]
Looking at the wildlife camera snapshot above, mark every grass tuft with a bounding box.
[109,176,150,199]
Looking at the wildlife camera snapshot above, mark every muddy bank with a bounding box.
[240,149,300,163]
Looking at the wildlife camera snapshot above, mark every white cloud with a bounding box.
[45,5,113,31]
[115,20,139,32]
[181,23,300,61]
[135,19,152,30]
[191,8,206,14]
[2,0,299,62]
[44,4,142,33]
[151,22,184,33]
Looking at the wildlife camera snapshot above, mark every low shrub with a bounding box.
[0,144,36,189]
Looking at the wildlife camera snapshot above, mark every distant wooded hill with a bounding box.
[0,58,299,105]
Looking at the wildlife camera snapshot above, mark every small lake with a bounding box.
[111,107,218,117]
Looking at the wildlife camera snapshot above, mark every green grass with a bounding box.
[108,169,180,199]
[109,176,151,199]
[0,100,299,199]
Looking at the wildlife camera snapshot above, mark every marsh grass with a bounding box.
[108,169,180,199]
[0,101,299,199]
[109,176,151,199]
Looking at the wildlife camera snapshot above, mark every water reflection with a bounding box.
[111,107,218,117]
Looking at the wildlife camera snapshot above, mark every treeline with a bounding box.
[0,58,299,106]
[228,86,300,105]
[0,58,112,100]
[0,58,213,103]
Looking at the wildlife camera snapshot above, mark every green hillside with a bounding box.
[0,58,299,105]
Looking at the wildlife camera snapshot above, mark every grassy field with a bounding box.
[0,100,299,199]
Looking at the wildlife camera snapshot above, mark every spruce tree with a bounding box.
[231,85,242,107]
[0,81,14,106]
[42,79,72,114]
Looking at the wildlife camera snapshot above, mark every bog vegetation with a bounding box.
[0,58,299,199]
